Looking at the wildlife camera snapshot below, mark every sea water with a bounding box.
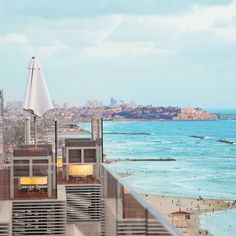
[97,120,236,236]
[199,208,236,236]
[102,120,236,198]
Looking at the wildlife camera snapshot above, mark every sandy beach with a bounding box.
[144,195,236,236]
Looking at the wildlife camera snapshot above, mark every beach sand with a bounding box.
[144,195,236,236]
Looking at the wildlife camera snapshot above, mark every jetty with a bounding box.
[105,157,176,163]
[190,135,236,145]
[218,139,235,144]
[103,132,151,135]
[190,135,205,139]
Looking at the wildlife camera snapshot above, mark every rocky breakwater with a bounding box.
[173,107,218,121]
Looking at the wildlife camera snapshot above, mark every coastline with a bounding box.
[109,118,219,122]
[144,194,236,236]
[105,120,236,235]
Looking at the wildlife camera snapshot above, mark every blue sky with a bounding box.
[0,0,236,108]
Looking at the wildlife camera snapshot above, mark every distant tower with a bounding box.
[110,97,117,107]
[52,99,58,108]
[0,90,3,163]
[63,102,68,111]
[0,90,4,117]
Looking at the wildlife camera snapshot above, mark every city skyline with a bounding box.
[0,0,236,108]
[4,97,234,110]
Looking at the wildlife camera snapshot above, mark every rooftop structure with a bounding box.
[0,117,182,236]
[10,145,54,199]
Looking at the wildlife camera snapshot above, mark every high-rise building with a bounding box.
[0,90,3,165]
[110,97,117,107]
[0,90,3,117]
[52,99,58,108]
[63,102,68,110]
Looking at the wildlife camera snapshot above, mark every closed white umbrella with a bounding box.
[23,56,53,145]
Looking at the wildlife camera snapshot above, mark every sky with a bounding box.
[0,0,236,108]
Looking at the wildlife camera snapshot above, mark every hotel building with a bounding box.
[0,117,182,236]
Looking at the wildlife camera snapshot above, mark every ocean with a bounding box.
[99,120,236,236]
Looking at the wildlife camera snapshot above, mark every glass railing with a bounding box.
[0,160,183,235]
[101,164,183,236]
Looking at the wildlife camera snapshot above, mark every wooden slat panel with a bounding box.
[12,201,66,236]
[66,184,102,223]
[117,219,172,236]
[0,223,10,236]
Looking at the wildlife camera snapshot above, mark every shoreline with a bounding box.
[106,118,219,122]
[143,194,236,236]
[78,118,221,123]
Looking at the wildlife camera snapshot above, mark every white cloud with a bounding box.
[82,41,163,59]
[96,15,124,44]
[173,1,236,33]
[215,27,236,42]
[126,1,236,40]
[54,1,236,59]
[2,1,236,62]
[38,41,68,57]
[0,33,29,45]
[0,32,68,59]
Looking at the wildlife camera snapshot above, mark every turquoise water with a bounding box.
[100,120,236,236]
[103,120,236,199]
[199,209,236,236]
[206,108,236,114]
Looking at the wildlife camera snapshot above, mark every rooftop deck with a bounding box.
[57,171,100,185]
[0,167,100,200]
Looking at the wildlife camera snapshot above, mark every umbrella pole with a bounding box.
[34,115,37,147]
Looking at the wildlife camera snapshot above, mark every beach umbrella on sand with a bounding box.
[23,56,53,145]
